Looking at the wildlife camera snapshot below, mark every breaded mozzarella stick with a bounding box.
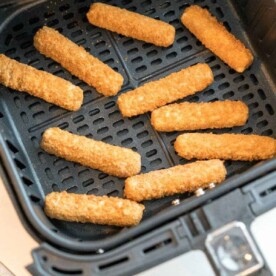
[41,128,141,178]
[34,26,123,96]
[181,5,253,73]
[87,3,175,47]
[0,54,83,111]
[151,101,248,132]
[175,133,276,161]
[117,63,213,117]
[124,160,226,201]
[45,192,145,226]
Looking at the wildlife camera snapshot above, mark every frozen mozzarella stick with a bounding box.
[0,54,83,111]
[87,3,175,47]
[118,63,213,117]
[124,160,226,202]
[34,26,123,96]
[41,128,141,178]
[151,100,248,132]
[45,192,145,226]
[175,133,276,161]
[181,5,253,73]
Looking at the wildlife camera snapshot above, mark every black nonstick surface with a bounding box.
[0,0,275,252]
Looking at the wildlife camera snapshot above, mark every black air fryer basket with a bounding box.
[0,0,275,275]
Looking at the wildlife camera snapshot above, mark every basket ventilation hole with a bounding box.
[5,34,13,46]
[223,21,231,31]
[122,0,132,5]
[99,256,129,270]
[241,127,253,134]
[146,149,157,158]
[88,108,100,117]
[103,180,115,189]
[58,122,69,130]
[87,188,98,195]
[265,104,274,115]
[150,158,162,167]
[52,267,83,275]
[260,184,276,198]
[77,124,89,134]
[121,138,133,146]
[102,136,113,143]
[48,19,59,27]
[141,0,151,7]
[261,129,273,135]
[145,8,155,15]
[128,6,137,12]
[137,130,149,139]
[204,89,215,97]
[127,48,138,55]
[107,190,119,197]
[104,101,115,109]
[179,4,189,11]
[98,173,108,180]
[52,184,60,191]
[216,7,224,18]
[73,115,84,124]
[113,119,124,128]
[30,195,40,203]
[44,11,55,18]
[14,158,26,170]
[22,177,33,187]
[6,140,18,154]
[67,186,78,193]
[164,10,175,18]
[82,179,94,187]
[205,56,216,63]
[143,238,172,254]
[29,17,39,25]
[12,23,24,32]
[160,2,170,9]
[59,4,70,12]
[257,89,266,100]
[136,65,147,73]
[250,74,259,85]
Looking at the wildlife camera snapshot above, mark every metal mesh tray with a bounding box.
[0,0,275,252]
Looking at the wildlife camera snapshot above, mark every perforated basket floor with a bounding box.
[0,0,275,252]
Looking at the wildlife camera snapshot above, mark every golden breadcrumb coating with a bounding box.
[87,3,175,47]
[175,133,276,161]
[151,100,248,132]
[124,160,226,201]
[117,63,213,117]
[44,192,145,226]
[34,26,123,96]
[0,54,83,111]
[41,128,141,178]
[181,5,253,73]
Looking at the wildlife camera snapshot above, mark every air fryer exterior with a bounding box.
[0,0,275,275]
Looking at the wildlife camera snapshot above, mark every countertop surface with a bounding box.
[0,177,37,276]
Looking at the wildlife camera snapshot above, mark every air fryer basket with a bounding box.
[0,0,275,253]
